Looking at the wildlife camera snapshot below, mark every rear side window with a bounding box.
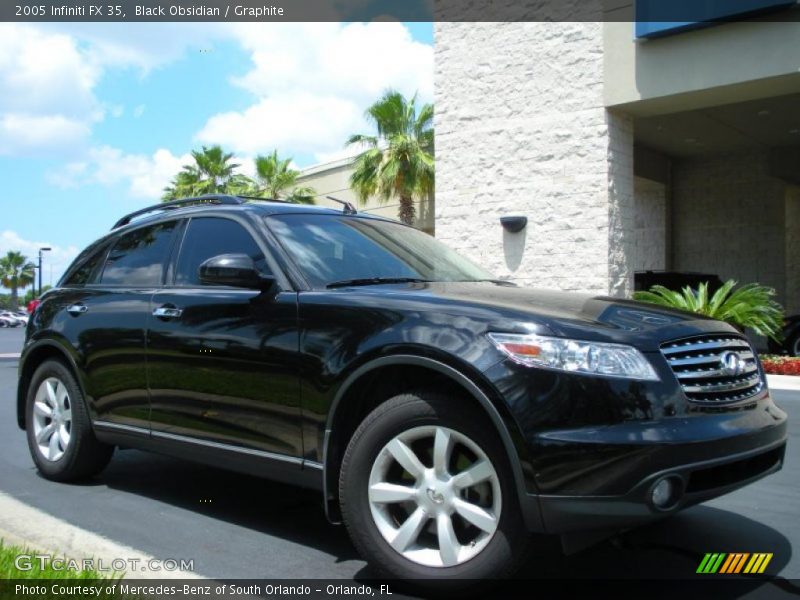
[63,243,109,286]
[100,221,177,286]
[175,217,268,286]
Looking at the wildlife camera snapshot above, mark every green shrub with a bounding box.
[633,280,784,342]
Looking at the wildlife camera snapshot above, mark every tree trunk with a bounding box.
[398,195,416,226]
[10,287,18,311]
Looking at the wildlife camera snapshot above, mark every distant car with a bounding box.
[768,315,800,357]
[0,311,24,327]
[0,315,21,328]
[634,270,724,294]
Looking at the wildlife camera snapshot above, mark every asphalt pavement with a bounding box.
[0,327,798,595]
[0,326,24,355]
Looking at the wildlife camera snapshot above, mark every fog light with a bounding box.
[650,476,681,510]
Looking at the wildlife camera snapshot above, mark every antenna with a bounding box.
[326,196,357,215]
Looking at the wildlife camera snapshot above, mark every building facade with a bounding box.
[435,10,800,314]
[296,156,435,234]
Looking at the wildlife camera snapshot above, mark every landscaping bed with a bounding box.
[760,355,800,376]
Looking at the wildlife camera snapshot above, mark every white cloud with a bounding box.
[0,23,228,156]
[0,114,92,157]
[0,230,80,289]
[133,104,146,118]
[41,23,230,72]
[49,146,191,199]
[198,92,363,158]
[196,22,433,162]
[0,24,102,155]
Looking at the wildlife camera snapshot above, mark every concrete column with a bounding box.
[434,22,635,295]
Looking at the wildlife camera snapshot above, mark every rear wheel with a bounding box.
[25,360,114,481]
[339,392,529,588]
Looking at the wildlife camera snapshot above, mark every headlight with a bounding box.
[487,332,659,381]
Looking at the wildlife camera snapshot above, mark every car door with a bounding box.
[146,215,302,458]
[62,220,179,430]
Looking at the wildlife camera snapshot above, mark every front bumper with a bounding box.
[482,354,788,533]
[534,436,786,533]
[518,402,787,534]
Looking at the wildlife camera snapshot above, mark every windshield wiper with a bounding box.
[453,278,518,287]
[326,277,432,289]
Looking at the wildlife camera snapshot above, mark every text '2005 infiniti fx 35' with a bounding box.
[18,196,787,585]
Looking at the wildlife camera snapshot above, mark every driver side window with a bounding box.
[174,217,269,286]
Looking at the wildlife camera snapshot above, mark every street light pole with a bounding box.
[38,247,51,299]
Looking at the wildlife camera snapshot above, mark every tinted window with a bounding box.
[268,214,492,288]
[175,217,268,286]
[100,222,177,286]
[64,243,109,286]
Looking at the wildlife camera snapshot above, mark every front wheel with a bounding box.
[339,392,529,587]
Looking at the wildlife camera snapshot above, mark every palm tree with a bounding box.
[250,150,316,204]
[634,280,784,341]
[162,145,254,201]
[347,90,434,225]
[0,251,36,310]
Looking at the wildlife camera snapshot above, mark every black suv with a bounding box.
[18,196,787,583]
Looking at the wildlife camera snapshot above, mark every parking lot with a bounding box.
[0,327,797,595]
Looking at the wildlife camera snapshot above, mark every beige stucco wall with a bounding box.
[296,159,434,233]
[604,19,800,115]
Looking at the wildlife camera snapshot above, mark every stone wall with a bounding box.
[434,21,635,295]
[672,151,787,303]
[632,176,667,272]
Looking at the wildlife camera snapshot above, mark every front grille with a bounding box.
[661,335,764,405]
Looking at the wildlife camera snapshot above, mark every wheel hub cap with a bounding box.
[31,377,72,462]
[368,425,501,568]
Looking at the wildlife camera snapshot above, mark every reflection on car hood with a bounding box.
[335,281,738,351]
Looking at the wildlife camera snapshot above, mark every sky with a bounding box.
[0,21,434,288]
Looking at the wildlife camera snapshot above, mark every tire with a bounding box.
[788,332,800,358]
[339,392,529,589]
[25,359,114,481]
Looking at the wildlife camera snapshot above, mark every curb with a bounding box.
[0,491,206,579]
[767,374,800,394]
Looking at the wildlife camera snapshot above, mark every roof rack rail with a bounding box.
[112,195,245,229]
[235,195,292,204]
[326,196,357,215]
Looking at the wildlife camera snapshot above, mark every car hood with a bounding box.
[333,281,739,351]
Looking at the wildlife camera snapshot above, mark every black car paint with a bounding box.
[17,202,788,536]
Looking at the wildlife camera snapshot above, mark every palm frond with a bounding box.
[634,279,784,341]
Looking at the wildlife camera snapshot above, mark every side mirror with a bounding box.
[198,254,275,291]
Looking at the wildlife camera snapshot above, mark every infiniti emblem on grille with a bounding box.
[720,351,745,376]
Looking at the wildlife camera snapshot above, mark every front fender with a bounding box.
[321,352,543,531]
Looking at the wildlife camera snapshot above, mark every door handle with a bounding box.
[66,304,88,315]
[152,306,183,319]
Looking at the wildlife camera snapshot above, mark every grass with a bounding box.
[0,539,120,580]
[0,540,126,599]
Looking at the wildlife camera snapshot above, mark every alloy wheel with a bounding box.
[367,425,502,568]
[32,377,72,461]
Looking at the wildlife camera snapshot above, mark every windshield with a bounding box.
[267,214,494,288]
